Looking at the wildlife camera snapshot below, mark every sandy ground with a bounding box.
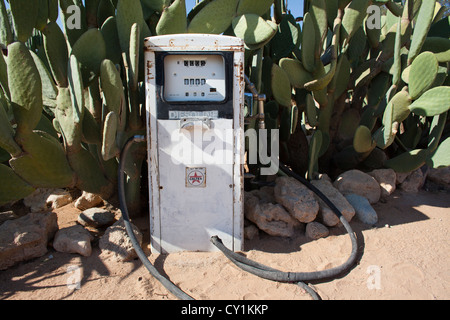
[0,189,449,301]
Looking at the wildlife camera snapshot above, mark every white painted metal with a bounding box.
[144,34,245,254]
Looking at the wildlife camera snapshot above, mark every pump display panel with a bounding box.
[154,51,235,120]
[163,54,226,102]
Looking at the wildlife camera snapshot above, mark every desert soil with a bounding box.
[0,189,449,300]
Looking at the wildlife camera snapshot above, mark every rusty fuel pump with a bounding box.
[118,34,358,300]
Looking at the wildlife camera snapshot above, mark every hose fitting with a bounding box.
[244,75,266,129]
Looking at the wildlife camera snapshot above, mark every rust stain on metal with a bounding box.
[145,45,243,52]
[146,60,153,74]
[230,45,245,52]
[146,60,154,81]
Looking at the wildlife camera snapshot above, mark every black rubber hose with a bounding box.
[118,135,194,300]
[297,281,321,300]
[211,162,359,297]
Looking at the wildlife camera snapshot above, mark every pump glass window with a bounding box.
[163,54,226,102]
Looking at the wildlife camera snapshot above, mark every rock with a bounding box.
[344,194,378,226]
[305,222,329,240]
[99,218,143,262]
[78,208,115,228]
[23,188,72,212]
[369,168,397,199]
[0,212,57,270]
[23,189,48,212]
[74,191,104,210]
[53,225,94,257]
[310,179,355,227]
[244,192,301,238]
[399,168,427,193]
[273,176,319,223]
[244,224,259,240]
[333,169,381,204]
[427,167,450,188]
[47,191,72,209]
[316,173,332,183]
[395,171,410,185]
[0,211,18,225]
[250,186,276,204]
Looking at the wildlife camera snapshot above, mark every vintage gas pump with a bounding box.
[144,34,245,253]
[118,34,357,300]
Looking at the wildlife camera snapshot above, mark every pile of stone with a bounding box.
[0,166,448,270]
[0,189,141,270]
[244,166,447,241]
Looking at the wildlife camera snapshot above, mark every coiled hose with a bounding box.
[211,163,359,299]
[119,136,358,300]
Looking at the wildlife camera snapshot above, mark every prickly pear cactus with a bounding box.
[241,0,450,179]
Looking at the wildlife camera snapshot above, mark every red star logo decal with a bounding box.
[190,172,202,184]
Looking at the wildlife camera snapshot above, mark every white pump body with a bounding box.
[144,34,245,253]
